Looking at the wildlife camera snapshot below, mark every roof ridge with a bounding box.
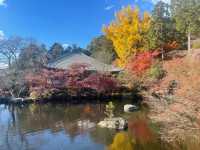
[48,52,122,72]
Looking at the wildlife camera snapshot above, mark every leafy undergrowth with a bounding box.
[144,49,200,148]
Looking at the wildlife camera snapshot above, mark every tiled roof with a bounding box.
[48,52,122,72]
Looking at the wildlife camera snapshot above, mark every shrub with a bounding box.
[127,51,159,76]
[80,73,119,94]
[105,101,115,118]
[149,63,165,80]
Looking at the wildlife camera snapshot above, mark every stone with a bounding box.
[10,97,25,104]
[98,117,127,130]
[77,120,96,129]
[9,97,33,105]
[124,104,138,113]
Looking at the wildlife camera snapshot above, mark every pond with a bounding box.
[0,102,170,150]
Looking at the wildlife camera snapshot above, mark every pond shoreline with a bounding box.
[0,91,142,106]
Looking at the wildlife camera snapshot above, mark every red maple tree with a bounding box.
[26,63,119,98]
[127,51,159,75]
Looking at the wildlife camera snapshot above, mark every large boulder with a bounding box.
[124,104,138,113]
[98,117,127,130]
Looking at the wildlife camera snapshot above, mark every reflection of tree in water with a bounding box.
[0,105,29,150]
[90,127,116,145]
[127,112,168,150]
[106,122,167,150]
[98,111,169,150]
[108,132,134,150]
[14,104,105,140]
[0,103,115,149]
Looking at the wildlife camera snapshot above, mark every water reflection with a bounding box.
[107,111,170,150]
[0,103,170,150]
[108,132,134,150]
[0,104,106,150]
[128,113,155,144]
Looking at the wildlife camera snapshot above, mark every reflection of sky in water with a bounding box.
[0,105,11,149]
[26,130,104,150]
[0,104,107,150]
[0,105,11,124]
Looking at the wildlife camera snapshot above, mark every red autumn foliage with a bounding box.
[79,73,119,93]
[163,41,179,52]
[25,68,68,96]
[128,119,154,143]
[65,63,90,90]
[127,51,159,75]
[26,63,119,97]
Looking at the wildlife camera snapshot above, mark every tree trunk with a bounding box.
[8,57,11,69]
[188,32,191,53]
[161,47,164,60]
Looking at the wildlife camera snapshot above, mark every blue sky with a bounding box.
[0,0,168,48]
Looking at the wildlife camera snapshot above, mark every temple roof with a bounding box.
[48,52,122,72]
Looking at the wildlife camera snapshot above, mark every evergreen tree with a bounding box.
[171,0,200,52]
[87,35,117,64]
[48,43,64,61]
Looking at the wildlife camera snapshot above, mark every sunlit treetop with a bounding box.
[103,5,151,67]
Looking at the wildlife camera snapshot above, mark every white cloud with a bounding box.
[0,62,8,69]
[151,0,171,4]
[0,30,5,41]
[63,43,69,49]
[105,5,115,10]
[0,0,6,6]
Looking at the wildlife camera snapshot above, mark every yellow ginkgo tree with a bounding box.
[103,6,151,67]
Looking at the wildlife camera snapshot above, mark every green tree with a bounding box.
[148,1,184,59]
[48,43,64,61]
[87,35,117,64]
[171,0,200,52]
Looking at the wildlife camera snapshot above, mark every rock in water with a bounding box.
[124,104,138,113]
[98,117,127,130]
[77,120,96,129]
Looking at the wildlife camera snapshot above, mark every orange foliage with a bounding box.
[163,41,179,52]
[128,119,154,143]
[83,104,93,114]
[126,51,159,75]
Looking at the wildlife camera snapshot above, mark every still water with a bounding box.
[0,102,169,150]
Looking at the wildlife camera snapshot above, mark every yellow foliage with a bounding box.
[103,5,151,67]
[108,132,135,150]
[30,91,39,100]
[29,104,38,114]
